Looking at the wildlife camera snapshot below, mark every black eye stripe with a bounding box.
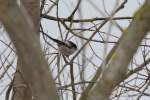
[58,43,69,48]
[67,41,77,49]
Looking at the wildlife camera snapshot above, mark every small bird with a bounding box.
[43,33,77,57]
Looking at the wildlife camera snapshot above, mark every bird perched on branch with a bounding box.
[43,33,77,57]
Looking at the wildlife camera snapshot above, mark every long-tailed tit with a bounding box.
[43,33,77,57]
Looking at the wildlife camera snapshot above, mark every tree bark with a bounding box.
[12,0,40,100]
[0,0,59,100]
[85,1,150,100]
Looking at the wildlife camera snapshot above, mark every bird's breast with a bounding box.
[58,45,76,56]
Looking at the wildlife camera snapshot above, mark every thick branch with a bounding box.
[0,1,59,100]
[85,1,150,100]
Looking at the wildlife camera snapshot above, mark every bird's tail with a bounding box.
[43,33,65,45]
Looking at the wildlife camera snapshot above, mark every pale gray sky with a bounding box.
[0,0,147,100]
